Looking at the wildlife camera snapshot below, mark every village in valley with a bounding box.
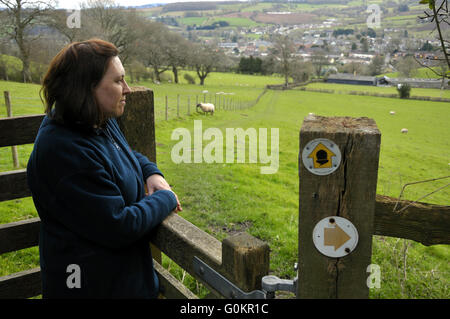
[141,0,448,88]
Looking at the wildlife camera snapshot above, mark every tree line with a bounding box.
[0,0,233,85]
[1,0,447,86]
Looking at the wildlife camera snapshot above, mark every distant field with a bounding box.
[177,16,209,26]
[381,67,444,79]
[210,17,263,27]
[0,71,448,298]
[306,82,450,99]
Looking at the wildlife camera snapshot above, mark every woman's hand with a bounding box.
[146,174,182,212]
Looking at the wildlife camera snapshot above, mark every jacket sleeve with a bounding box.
[50,153,177,250]
[132,150,164,180]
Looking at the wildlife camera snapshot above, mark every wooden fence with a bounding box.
[159,89,267,121]
[0,87,448,299]
[0,87,269,299]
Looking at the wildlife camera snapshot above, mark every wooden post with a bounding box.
[3,91,19,169]
[187,96,190,116]
[297,115,381,298]
[116,87,161,263]
[221,232,270,293]
[165,95,168,121]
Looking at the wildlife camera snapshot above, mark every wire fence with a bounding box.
[154,90,266,122]
[1,89,267,170]
[1,89,267,122]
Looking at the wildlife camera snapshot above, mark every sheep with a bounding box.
[401,128,408,133]
[196,103,215,115]
[390,111,395,115]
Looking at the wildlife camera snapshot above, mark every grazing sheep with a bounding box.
[196,103,215,115]
[390,111,395,115]
[401,128,408,133]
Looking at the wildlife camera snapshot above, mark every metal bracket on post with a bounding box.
[261,275,298,298]
[193,256,298,299]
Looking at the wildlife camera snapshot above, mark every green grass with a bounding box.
[306,81,450,99]
[0,72,449,298]
[210,17,263,28]
[178,17,209,26]
[381,67,445,79]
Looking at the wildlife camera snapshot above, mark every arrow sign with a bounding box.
[324,224,351,251]
[307,142,336,169]
[302,138,341,176]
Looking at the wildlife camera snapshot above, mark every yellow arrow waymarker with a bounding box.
[324,224,351,251]
[307,143,336,169]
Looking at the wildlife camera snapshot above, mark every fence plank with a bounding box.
[0,169,31,202]
[0,218,40,255]
[154,260,198,299]
[374,195,450,246]
[0,114,44,147]
[0,267,41,299]
[150,213,221,283]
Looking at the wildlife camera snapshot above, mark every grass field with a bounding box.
[0,74,449,299]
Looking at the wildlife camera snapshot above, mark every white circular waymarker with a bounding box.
[312,216,359,258]
[301,138,341,176]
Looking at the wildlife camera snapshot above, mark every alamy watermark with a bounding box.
[171,120,279,174]
[66,264,81,289]
[66,9,81,29]
[366,4,381,29]
[367,264,381,289]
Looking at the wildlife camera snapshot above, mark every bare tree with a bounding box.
[164,32,191,84]
[80,0,141,64]
[270,35,295,87]
[45,9,83,43]
[190,44,225,85]
[0,0,56,82]
[310,52,329,78]
[138,22,171,83]
[417,0,449,79]
[396,56,420,78]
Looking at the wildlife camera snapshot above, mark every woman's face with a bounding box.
[94,56,131,119]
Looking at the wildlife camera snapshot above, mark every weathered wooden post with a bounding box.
[298,115,381,298]
[117,87,160,263]
[221,232,270,293]
[187,96,190,116]
[165,95,168,121]
[3,91,19,169]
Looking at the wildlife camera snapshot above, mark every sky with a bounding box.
[56,0,243,10]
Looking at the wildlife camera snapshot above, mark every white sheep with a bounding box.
[401,128,408,133]
[196,103,215,115]
[390,111,395,115]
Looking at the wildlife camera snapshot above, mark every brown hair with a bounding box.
[41,39,119,128]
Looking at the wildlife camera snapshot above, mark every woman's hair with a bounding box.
[41,39,119,128]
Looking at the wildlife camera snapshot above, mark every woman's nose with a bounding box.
[122,80,131,95]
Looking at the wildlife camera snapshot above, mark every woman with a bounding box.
[27,39,181,298]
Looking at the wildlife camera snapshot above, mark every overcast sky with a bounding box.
[56,0,243,9]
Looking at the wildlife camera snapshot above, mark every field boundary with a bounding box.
[294,86,450,103]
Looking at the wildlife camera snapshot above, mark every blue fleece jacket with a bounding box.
[27,116,177,298]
